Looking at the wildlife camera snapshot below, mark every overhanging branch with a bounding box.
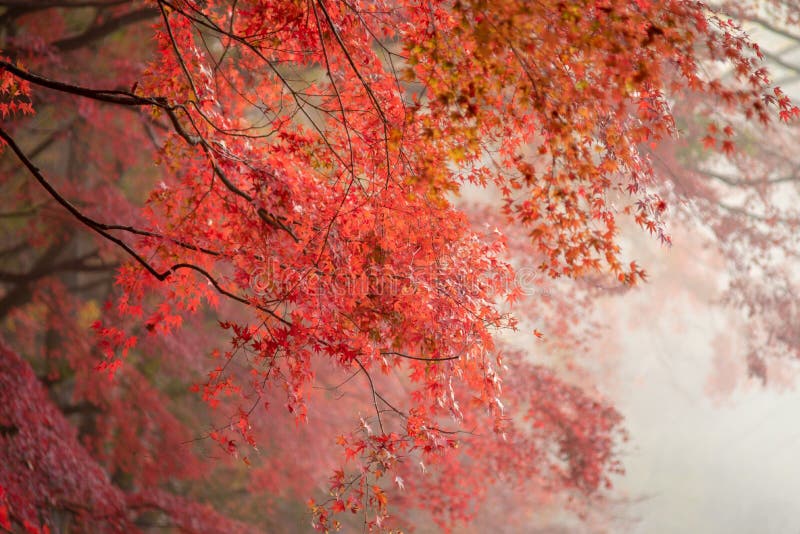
[0,61,298,240]
[0,127,292,326]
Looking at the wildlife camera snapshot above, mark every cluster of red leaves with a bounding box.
[0,341,126,533]
[0,340,256,533]
[0,57,32,121]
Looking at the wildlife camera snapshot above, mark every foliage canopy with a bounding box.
[0,0,797,531]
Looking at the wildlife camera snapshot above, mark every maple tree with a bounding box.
[0,0,798,532]
[637,0,800,384]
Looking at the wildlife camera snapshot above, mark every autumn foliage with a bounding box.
[0,0,797,532]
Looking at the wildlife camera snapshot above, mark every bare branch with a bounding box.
[0,0,127,6]
[52,7,160,52]
[380,350,459,362]
[741,14,800,44]
[696,166,800,187]
[0,60,160,106]
[353,357,385,434]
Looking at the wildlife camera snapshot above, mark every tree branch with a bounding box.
[0,127,292,326]
[380,350,459,362]
[353,357,385,434]
[760,49,800,74]
[696,165,800,187]
[0,62,297,240]
[0,255,118,283]
[52,7,160,52]
[740,14,800,44]
[0,60,161,106]
[0,0,127,6]
[0,242,64,319]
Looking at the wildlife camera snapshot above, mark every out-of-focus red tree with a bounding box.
[642,0,800,384]
[0,0,796,532]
